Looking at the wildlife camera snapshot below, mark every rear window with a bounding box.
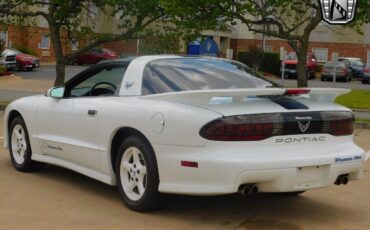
[141,58,274,95]
[324,62,346,68]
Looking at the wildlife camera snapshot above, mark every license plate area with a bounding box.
[296,165,329,188]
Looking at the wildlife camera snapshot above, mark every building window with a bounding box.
[40,35,50,49]
[264,45,273,52]
[367,50,370,66]
[0,31,8,47]
[89,3,98,17]
[312,48,328,62]
[71,39,78,51]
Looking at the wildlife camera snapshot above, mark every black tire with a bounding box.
[115,136,160,212]
[321,77,325,81]
[8,116,45,172]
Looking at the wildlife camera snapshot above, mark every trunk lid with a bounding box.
[142,88,351,116]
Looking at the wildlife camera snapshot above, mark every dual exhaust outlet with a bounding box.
[335,174,349,185]
[238,184,258,195]
[239,174,349,195]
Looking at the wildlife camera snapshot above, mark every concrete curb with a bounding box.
[353,109,370,113]
[0,74,16,80]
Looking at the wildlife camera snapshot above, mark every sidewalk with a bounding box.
[0,75,53,100]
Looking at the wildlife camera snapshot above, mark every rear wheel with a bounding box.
[9,117,44,172]
[115,136,160,212]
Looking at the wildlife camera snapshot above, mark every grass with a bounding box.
[0,100,9,111]
[356,118,370,123]
[335,90,370,110]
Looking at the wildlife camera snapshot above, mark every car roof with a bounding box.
[338,57,362,61]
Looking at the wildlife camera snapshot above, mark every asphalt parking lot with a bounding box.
[0,112,370,229]
[14,65,370,90]
[15,65,88,81]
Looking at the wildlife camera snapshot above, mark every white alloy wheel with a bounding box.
[120,147,147,201]
[11,124,27,165]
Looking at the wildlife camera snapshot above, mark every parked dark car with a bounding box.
[338,57,365,79]
[362,65,370,84]
[321,61,352,82]
[76,48,118,65]
[5,48,40,71]
[281,52,317,79]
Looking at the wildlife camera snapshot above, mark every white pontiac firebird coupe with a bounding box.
[3,56,369,211]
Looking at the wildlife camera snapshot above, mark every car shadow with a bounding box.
[30,163,356,229]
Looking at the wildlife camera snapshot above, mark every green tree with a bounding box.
[165,0,370,87]
[0,0,167,86]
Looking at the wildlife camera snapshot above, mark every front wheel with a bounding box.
[9,117,44,172]
[115,136,160,212]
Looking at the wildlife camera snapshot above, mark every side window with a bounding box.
[67,65,126,97]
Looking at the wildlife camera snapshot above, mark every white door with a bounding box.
[37,97,101,169]
[36,63,127,170]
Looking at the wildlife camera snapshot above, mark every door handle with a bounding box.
[88,110,97,116]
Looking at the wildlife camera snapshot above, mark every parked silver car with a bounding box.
[0,49,17,70]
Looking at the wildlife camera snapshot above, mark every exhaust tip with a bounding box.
[239,184,258,196]
[335,174,349,185]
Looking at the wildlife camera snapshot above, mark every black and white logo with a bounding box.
[319,0,357,24]
[298,120,311,133]
[296,116,312,133]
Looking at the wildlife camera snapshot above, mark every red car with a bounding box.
[5,48,40,71]
[281,52,317,79]
[76,48,118,65]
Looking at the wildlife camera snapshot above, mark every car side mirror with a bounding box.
[47,86,65,99]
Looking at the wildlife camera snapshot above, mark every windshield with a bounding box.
[141,58,276,95]
[9,48,22,54]
[349,60,364,66]
[286,52,311,60]
[286,53,297,60]
[324,62,346,68]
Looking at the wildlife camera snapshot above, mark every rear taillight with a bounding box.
[363,68,370,73]
[322,111,354,136]
[200,114,283,141]
[200,111,354,141]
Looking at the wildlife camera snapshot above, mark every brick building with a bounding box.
[0,7,369,65]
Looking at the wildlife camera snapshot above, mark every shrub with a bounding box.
[238,51,281,76]
[0,65,6,74]
[14,45,37,56]
[316,63,324,72]
[0,39,5,55]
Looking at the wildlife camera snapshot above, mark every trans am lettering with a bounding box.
[275,136,326,143]
[335,155,362,163]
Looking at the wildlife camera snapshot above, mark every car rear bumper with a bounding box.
[154,137,366,195]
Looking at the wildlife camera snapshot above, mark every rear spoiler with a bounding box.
[141,88,350,106]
